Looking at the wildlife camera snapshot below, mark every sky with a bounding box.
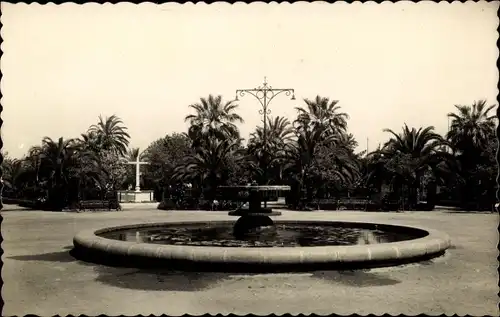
[1,1,498,158]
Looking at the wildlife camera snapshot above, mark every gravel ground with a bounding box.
[1,205,498,316]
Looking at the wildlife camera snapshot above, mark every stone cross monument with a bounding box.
[127,154,149,192]
[117,149,155,203]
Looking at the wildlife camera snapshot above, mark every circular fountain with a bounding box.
[72,183,451,272]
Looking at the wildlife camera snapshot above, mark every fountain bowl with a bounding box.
[72,220,451,272]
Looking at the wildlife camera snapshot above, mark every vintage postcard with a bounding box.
[1,2,498,316]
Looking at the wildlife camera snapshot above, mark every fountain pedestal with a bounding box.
[221,184,290,238]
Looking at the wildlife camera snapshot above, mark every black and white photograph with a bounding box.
[0,2,498,316]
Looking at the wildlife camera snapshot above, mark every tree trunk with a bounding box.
[408,182,418,210]
[426,180,437,210]
[207,174,218,201]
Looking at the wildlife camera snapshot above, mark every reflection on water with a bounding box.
[357,230,383,245]
[101,224,421,248]
[118,232,148,243]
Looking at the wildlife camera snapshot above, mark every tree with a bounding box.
[283,123,353,203]
[445,100,497,209]
[77,131,102,154]
[96,150,127,198]
[294,96,349,137]
[359,147,386,197]
[68,147,102,201]
[447,100,496,156]
[247,116,294,184]
[32,137,80,209]
[126,147,142,161]
[178,94,246,201]
[185,95,243,147]
[88,115,131,156]
[1,157,25,198]
[371,124,454,209]
[341,133,358,153]
[312,141,360,195]
[173,138,245,201]
[280,98,359,206]
[141,133,194,199]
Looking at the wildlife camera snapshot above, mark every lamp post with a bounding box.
[235,77,295,207]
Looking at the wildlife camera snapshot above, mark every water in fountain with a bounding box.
[100,223,423,248]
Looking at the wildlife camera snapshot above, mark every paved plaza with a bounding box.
[1,205,498,316]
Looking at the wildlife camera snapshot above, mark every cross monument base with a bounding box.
[117,190,155,203]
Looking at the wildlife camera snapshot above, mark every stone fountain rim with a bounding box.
[73,220,451,266]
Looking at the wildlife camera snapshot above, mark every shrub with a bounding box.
[2,197,22,205]
[18,199,43,209]
[158,199,177,210]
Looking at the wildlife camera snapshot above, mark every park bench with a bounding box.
[78,200,121,211]
[335,198,371,210]
[197,199,238,211]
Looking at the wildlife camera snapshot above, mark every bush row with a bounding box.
[157,197,434,212]
[158,199,240,211]
[2,197,122,212]
[289,198,435,212]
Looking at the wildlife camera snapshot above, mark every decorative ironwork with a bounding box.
[235,77,295,207]
[235,77,295,139]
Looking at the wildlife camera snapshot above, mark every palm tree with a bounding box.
[126,147,141,161]
[447,100,496,156]
[295,96,349,136]
[341,133,358,152]
[1,158,25,198]
[185,95,244,147]
[75,156,102,200]
[360,147,387,196]
[282,123,356,204]
[250,116,295,143]
[88,115,130,156]
[372,124,454,209]
[19,146,45,193]
[35,137,80,209]
[0,149,49,203]
[287,98,360,205]
[77,131,102,154]
[446,100,497,209]
[173,138,245,201]
[248,116,294,184]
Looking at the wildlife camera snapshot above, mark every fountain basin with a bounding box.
[72,220,451,272]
